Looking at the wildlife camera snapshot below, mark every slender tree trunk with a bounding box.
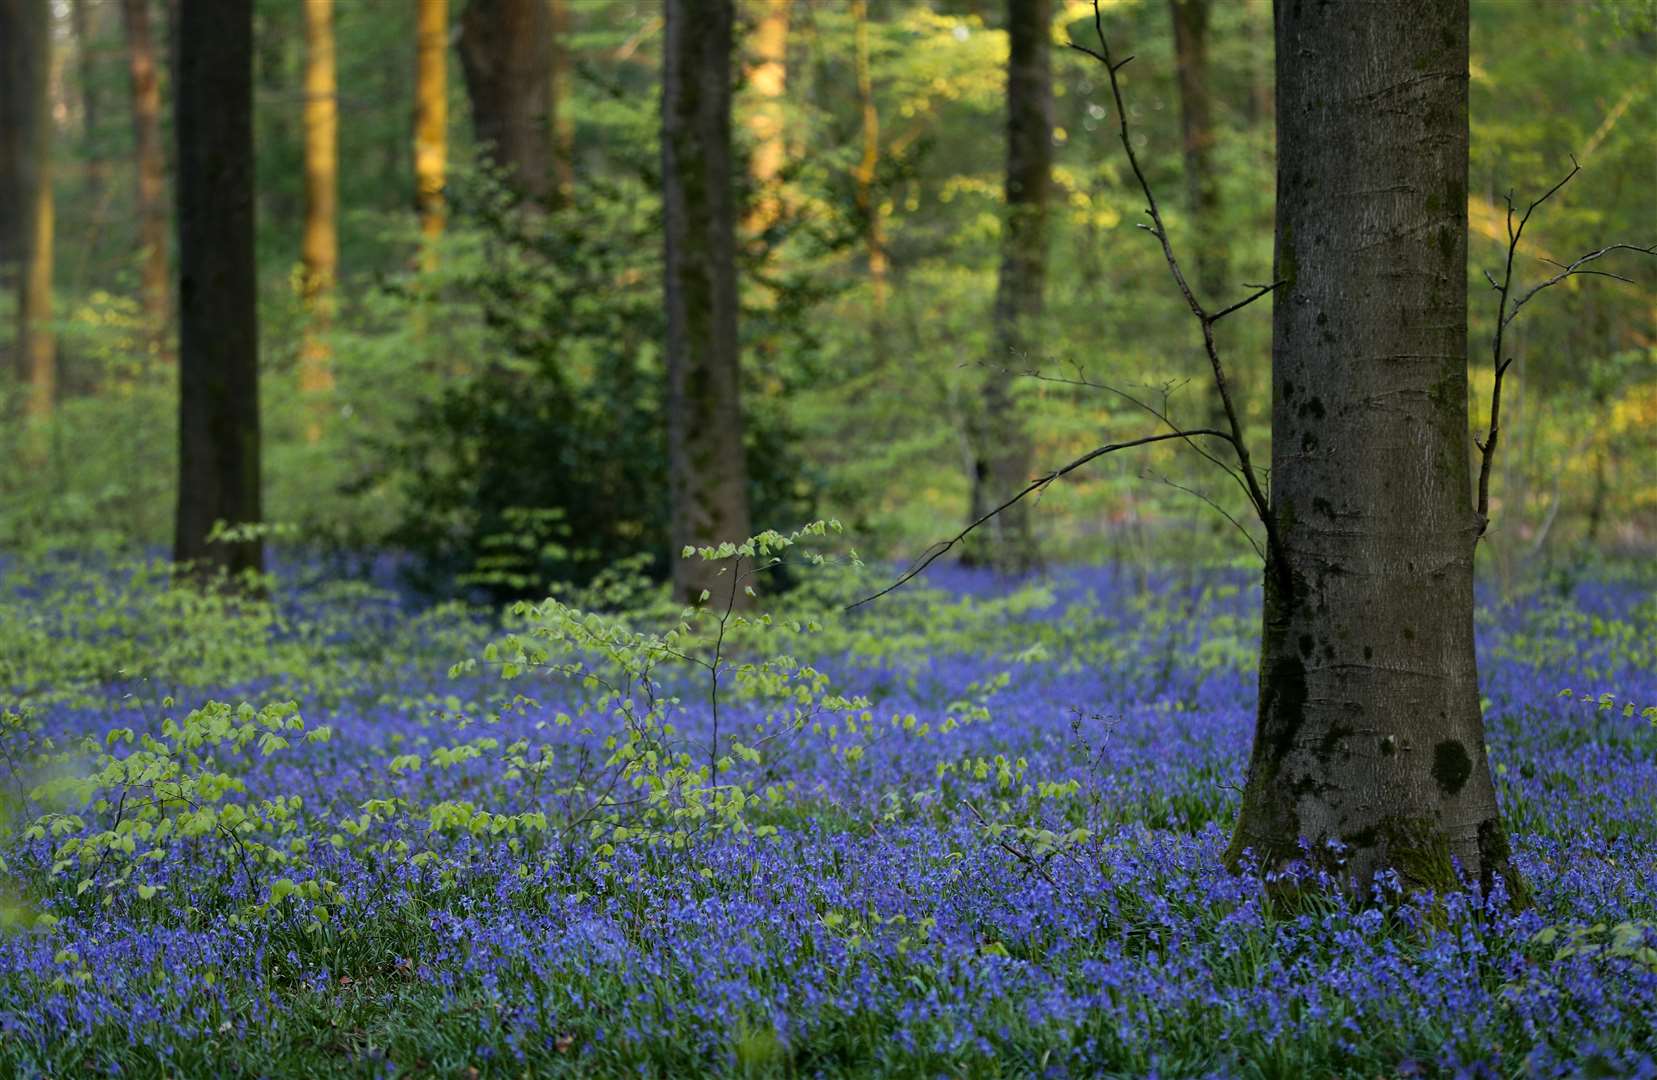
[549,0,574,206]
[299,0,338,444]
[966,0,1049,574]
[743,0,789,237]
[1168,0,1223,305]
[458,0,552,204]
[72,0,107,202]
[851,0,887,311]
[173,0,262,579]
[2,0,56,428]
[414,0,448,266]
[120,0,171,365]
[663,0,752,605]
[1226,0,1522,900]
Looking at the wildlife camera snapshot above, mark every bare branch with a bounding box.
[845,429,1235,611]
[1074,0,1275,551]
[1145,470,1266,562]
[1505,242,1655,326]
[1208,280,1285,324]
[1476,154,1653,537]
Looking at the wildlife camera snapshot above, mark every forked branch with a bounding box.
[849,0,1279,610]
[845,429,1235,611]
[1475,157,1654,536]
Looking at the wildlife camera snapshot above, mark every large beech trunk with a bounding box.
[173,0,263,580]
[1226,0,1521,899]
[967,0,1050,574]
[662,0,752,605]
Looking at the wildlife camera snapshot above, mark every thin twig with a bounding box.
[845,429,1234,611]
[1475,154,1653,536]
[961,798,1057,887]
[1069,1,1275,551]
[1145,470,1266,562]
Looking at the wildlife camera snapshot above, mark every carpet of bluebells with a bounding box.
[0,543,1654,1079]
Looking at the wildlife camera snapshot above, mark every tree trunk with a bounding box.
[966,0,1050,574]
[851,0,887,311]
[173,0,262,580]
[413,0,448,264]
[120,0,171,365]
[458,0,552,204]
[73,0,108,202]
[1,0,56,427]
[1168,0,1223,305]
[299,0,338,444]
[1226,0,1522,901]
[743,0,789,237]
[663,0,753,605]
[549,0,573,206]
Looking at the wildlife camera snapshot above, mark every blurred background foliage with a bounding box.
[0,0,1651,595]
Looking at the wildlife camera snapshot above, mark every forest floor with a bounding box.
[0,555,1654,1078]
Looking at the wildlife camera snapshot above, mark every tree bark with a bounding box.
[299,0,338,443]
[966,0,1050,574]
[120,0,171,365]
[1226,0,1522,900]
[549,0,574,206]
[414,0,448,263]
[851,0,887,311]
[173,0,262,580]
[743,0,789,237]
[458,0,552,204]
[1,0,56,427]
[663,0,753,605]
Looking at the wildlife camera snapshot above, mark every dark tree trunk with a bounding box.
[458,0,552,204]
[173,0,262,580]
[121,0,172,364]
[73,0,108,201]
[1226,0,1522,900]
[0,0,54,427]
[967,0,1050,574]
[662,0,752,605]
[2,0,55,420]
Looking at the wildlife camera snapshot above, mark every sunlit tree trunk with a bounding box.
[414,0,447,268]
[743,0,789,238]
[966,0,1049,574]
[663,0,753,605]
[1,0,56,428]
[1226,0,1522,901]
[549,0,574,207]
[299,0,338,444]
[120,0,171,365]
[458,0,551,203]
[851,0,886,311]
[173,0,262,580]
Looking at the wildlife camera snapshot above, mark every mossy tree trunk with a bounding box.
[173,0,263,580]
[663,0,753,606]
[1225,0,1521,900]
[966,0,1050,575]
